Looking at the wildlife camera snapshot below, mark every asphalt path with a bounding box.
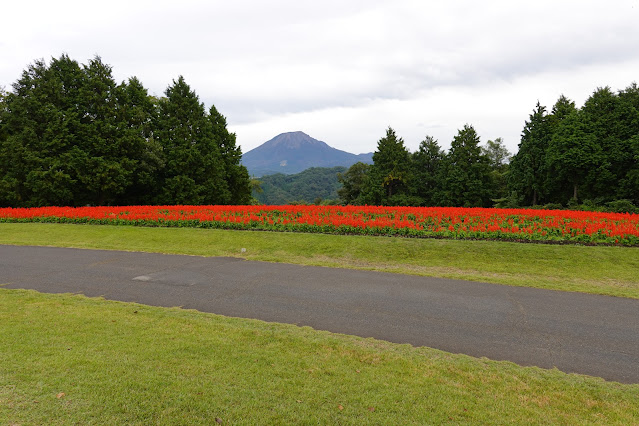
[2,244,638,384]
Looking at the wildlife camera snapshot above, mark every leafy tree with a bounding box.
[508,103,552,205]
[482,137,511,171]
[154,76,228,205]
[337,162,370,205]
[0,85,7,131]
[117,77,164,205]
[482,137,511,202]
[0,55,83,206]
[546,109,602,202]
[0,86,12,205]
[208,105,251,204]
[437,124,493,207]
[622,135,639,204]
[411,135,443,206]
[577,87,623,201]
[250,177,263,194]
[1,55,253,207]
[543,95,578,203]
[550,94,576,122]
[617,83,639,203]
[361,127,414,205]
[68,56,138,205]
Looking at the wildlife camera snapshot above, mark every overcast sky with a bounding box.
[2,0,638,155]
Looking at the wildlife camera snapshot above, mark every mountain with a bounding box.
[254,166,346,205]
[242,131,373,177]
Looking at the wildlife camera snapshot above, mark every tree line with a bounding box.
[338,126,511,207]
[1,55,637,211]
[510,86,638,208]
[0,54,251,207]
[338,84,639,211]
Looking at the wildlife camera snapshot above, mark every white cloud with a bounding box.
[2,0,638,156]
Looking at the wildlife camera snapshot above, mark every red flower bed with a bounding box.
[1,205,638,246]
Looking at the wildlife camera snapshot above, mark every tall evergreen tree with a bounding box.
[0,55,83,206]
[550,94,576,122]
[546,108,602,203]
[508,102,551,205]
[117,77,163,205]
[617,83,639,203]
[578,87,623,201]
[208,104,251,204]
[624,134,639,204]
[411,135,443,206]
[154,76,228,205]
[437,125,493,207]
[1,55,252,207]
[0,86,14,206]
[70,56,136,205]
[361,127,413,205]
[543,95,578,203]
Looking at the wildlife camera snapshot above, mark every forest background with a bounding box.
[1,55,637,212]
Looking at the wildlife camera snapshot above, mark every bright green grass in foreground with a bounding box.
[1,223,638,299]
[1,289,638,424]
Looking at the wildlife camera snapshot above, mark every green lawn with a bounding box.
[2,289,637,424]
[1,222,638,299]
[2,222,638,423]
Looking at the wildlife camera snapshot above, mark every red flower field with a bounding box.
[1,205,638,246]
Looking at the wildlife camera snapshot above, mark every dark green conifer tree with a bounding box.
[508,102,551,205]
[208,105,251,204]
[0,55,83,206]
[437,125,493,207]
[361,127,414,206]
[542,95,578,204]
[616,83,639,203]
[117,77,163,205]
[71,56,135,205]
[154,76,228,205]
[546,109,602,203]
[411,135,443,206]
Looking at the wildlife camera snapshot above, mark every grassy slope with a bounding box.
[1,289,637,424]
[1,222,638,299]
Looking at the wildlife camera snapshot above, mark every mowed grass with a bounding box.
[1,222,638,299]
[1,289,638,424]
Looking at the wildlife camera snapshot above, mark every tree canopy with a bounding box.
[0,55,251,207]
[509,85,639,207]
[361,127,415,206]
[2,56,637,211]
[437,125,493,207]
[338,81,639,211]
[346,125,501,208]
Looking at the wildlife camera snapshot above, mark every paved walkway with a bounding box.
[2,244,638,384]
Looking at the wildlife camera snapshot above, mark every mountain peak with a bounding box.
[242,131,373,177]
[264,131,327,149]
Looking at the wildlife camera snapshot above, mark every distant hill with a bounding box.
[254,166,346,205]
[242,131,373,177]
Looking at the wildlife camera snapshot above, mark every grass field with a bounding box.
[2,289,638,424]
[2,222,639,423]
[1,222,638,299]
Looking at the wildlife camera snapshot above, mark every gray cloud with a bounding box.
[1,0,638,153]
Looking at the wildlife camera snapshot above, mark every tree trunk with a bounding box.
[573,184,578,201]
[532,189,537,206]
